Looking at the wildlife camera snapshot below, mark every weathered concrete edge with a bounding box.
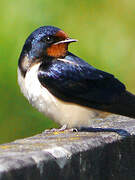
[0,113,135,180]
[0,131,131,180]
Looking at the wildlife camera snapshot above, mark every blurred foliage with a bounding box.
[0,0,135,144]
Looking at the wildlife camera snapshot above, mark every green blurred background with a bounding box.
[0,0,135,144]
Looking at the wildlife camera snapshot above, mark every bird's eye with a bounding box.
[41,36,54,44]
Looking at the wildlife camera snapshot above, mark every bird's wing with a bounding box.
[38,54,125,109]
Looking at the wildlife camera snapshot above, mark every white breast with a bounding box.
[18,64,104,128]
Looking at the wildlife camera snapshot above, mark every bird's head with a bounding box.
[18,26,77,76]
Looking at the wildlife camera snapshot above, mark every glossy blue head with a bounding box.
[21,26,61,59]
[18,25,77,76]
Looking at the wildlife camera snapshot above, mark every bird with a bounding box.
[18,25,135,129]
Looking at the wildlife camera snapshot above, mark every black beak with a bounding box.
[53,38,78,45]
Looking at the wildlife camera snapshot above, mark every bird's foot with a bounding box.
[43,124,67,134]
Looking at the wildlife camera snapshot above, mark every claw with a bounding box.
[43,124,68,134]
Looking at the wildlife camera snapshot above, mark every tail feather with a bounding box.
[103,91,135,119]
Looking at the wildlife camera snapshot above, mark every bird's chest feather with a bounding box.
[18,63,103,127]
[18,63,59,119]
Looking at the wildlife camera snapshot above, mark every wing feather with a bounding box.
[38,53,125,109]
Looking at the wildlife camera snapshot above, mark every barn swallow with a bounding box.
[18,25,135,129]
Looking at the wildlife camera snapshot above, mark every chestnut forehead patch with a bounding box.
[46,30,69,58]
[55,30,68,40]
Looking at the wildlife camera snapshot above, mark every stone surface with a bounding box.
[0,115,135,180]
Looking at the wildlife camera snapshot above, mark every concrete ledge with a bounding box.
[0,115,135,180]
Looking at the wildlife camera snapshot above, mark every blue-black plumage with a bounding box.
[18,25,135,127]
